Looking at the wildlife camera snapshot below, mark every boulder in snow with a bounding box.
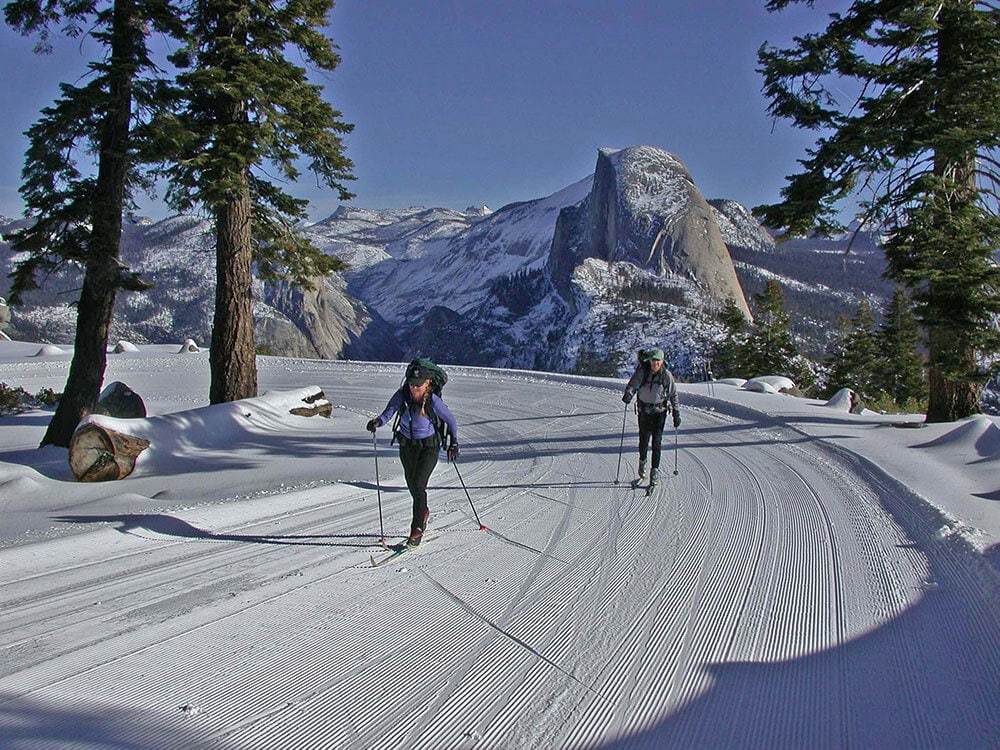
[288,388,333,418]
[743,379,778,394]
[113,340,140,353]
[94,381,147,419]
[178,339,200,353]
[823,387,868,414]
[914,416,1000,459]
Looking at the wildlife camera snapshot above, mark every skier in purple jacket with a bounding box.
[367,366,459,545]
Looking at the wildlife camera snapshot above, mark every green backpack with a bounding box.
[405,358,448,394]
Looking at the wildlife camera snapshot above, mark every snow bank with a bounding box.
[32,344,66,356]
[913,415,1000,460]
[80,386,331,476]
[716,378,747,387]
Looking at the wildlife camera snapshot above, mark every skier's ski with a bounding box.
[630,478,643,490]
[644,483,656,496]
[369,533,435,568]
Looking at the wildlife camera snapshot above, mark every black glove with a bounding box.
[673,412,681,428]
[622,392,633,404]
[366,418,378,433]
[447,443,459,462]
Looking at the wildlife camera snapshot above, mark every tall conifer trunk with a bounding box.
[209,80,257,404]
[758,0,999,424]
[927,345,980,423]
[210,184,257,403]
[924,0,983,422]
[41,0,138,447]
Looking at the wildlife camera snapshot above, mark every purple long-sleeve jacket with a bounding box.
[373,389,459,444]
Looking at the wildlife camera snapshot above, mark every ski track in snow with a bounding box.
[0,366,997,749]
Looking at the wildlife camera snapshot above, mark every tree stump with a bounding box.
[69,422,150,481]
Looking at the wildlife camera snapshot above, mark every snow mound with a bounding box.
[178,339,200,353]
[113,340,140,353]
[914,416,1000,460]
[744,376,796,393]
[743,376,796,394]
[716,378,746,387]
[0,475,39,495]
[82,386,329,475]
[824,388,855,412]
[32,344,65,356]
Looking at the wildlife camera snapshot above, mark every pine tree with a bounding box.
[876,287,926,409]
[826,299,880,400]
[756,0,1000,421]
[4,0,181,447]
[711,296,751,379]
[154,0,355,404]
[745,280,799,378]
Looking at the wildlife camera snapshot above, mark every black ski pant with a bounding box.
[637,410,668,472]
[399,438,439,531]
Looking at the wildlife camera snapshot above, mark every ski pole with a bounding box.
[372,430,386,545]
[672,425,679,476]
[613,401,628,485]
[452,460,487,531]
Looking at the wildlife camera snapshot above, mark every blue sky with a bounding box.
[0,1,833,222]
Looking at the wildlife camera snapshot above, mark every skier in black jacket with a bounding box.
[621,348,680,486]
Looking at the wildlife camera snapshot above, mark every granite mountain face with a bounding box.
[0,145,889,378]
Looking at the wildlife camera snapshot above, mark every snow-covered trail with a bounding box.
[0,365,997,749]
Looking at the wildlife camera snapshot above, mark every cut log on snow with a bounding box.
[69,423,150,482]
[288,389,333,418]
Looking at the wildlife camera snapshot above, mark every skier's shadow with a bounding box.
[52,513,377,548]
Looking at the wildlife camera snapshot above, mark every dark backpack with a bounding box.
[634,356,673,414]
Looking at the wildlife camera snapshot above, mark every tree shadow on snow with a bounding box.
[51,513,379,549]
[0,692,240,750]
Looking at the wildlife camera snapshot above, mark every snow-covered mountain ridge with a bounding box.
[0,145,890,377]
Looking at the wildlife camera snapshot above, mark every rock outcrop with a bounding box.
[259,275,403,361]
[549,146,751,317]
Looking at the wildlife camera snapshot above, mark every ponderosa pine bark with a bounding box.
[210,170,258,403]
